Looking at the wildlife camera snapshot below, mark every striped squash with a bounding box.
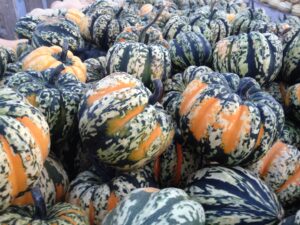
[103,188,206,225]
[12,154,69,206]
[15,15,41,40]
[185,166,284,225]
[284,83,300,122]
[163,67,284,166]
[163,15,192,40]
[0,88,50,211]
[106,42,171,91]
[32,17,84,52]
[0,187,88,224]
[78,72,174,170]
[67,167,156,225]
[281,28,300,85]
[248,140,300,207]
[213,32,283,86]
[262,82,286,106]
[280,119,300,149]
[5,65,85,145]
[169,31,212,73]
[84,57,107,83]
[22,43,87,83]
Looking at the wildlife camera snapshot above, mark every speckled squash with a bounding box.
[65,8,90,39]
[15,15,41,39]
[169,31,212,73]
[106,42,171,90]
[280,119,300,149]
[282,15,300,29]
[78,72,174,170]
[163,67,284,166]
[248,140,300,207]
[281,28,300,85]
[67,167,156,225]
[163,15,192,40]
[84,57,107,83]
[280,210,300,225]
[32,17,84,52]
[16,42,34,61]
[213,32,283,86]
[0,187,88,224]
[5,65,85,145]
[12,154,69,206]
[22,44,87,83]
[262,82,287,105]
[0,88,50,211]
[185,166,284,225]
[103,187,206,225]
[0,62,23,85]
[284,83,300,122]
[0,47,8,76]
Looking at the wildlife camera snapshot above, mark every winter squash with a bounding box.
[32,17,84,52]
[0,47,8,76]
[22,42,87,83]
[12,154,69,206]
[163,15,192,40]
[163,67,284,166]
[0,187,88,224]
[280,210,300,225]
[248,140,300,207]
[281,27,300,85]
[280,119,300,149]
[0,88,50,211]
[185,166,284,225]
[84,57,107,83]
[67,167,156,225]
[78,72,174,170]
[213,32,283,86]
[65,8,90,40]
[15,15,42,40]
[103,188,206,225]
[5,64,85,145]
[284,83,300,122]
[169,31,212,73]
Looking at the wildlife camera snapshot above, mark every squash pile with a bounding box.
[0,0,299,224]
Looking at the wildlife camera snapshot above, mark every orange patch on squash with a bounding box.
[153,157,161,183]
[12,191,33,206]
[89,201,95,225]
[128,124,162,161]
[17,117,50,161]
[55,184,65,202]
[26,95,37,107]
[142,187,160,193]
[189,97,222,141]
[59,215,78,225]
[296,84,300,103]
[173,143,183,186]
[254,125,264,149]
[276,164,300,193]
[179,80,208,116]
[107,105,145,135]
[87,82,136,106]
[259,141,287,177]
[0,135,28,197]
[106,192,119,211]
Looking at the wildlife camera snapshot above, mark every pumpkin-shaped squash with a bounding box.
[262,81,286,105]
[248,140,300,207]
[12,153,69,206]
[0,187,88,224]
[5,64,85,145]
[32,17,84,52]
[0,88,50,211]
[15,15,42,40]
[281,27,300,85]
[67,167,156,224]
[103,187,206,225]
[284,83,300,122]
[213,32,283,86]
[169,31,212,73]
[185,166,284,225]
[65,8,90,39]
[280,210,300,225]
[163,67,284,166]
[84,56,107,83]
[78,72,174,170]
[163,15,192,40]
[22,42,87,83]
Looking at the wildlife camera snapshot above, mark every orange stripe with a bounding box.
[106,192,119,211]
[142,187,160,193]
[279,82,287,100]
[17,117,50,162]
[0,135,28,197]
[128,124,162,161]
[259,141,287,177]
[56,209,85,216]
[189,97,222,141]
[179,80,208,116]
[153,157,161,183]
[26,95,37,107]
[107,106,145,135]
[59,215,77,225]
[89,201,95,225]
[12,191,33,205]
[276,164,300,193]
[295,84,300,103]
[254,125,264,149]
[55,184,65,202]
[173,143,183,186]
[87,82,136,106]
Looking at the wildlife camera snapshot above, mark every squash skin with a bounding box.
[284,83,300,122]
[279,210,300,225]
[163,66,284,166]
[103,188,206,225]
[213,32,283,86]
[0,88,50,211]
[15,15,42,40]
[185,166,284,225]
[78,72,174,170]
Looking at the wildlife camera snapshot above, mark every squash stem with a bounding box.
[115,6,124,18]
[148,79,163,105]
[49,64,65,84]
[31,186,47,220]
[250,0,255,11]
[60,40,69,62]
[138,6,165,43]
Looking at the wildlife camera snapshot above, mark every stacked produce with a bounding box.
[0,0,299,224]
[261,0,300,16]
